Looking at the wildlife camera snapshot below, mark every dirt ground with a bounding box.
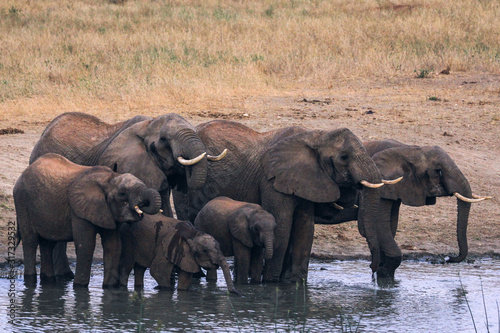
[0,73,499,266]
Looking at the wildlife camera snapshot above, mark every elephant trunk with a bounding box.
[358,187,381,273]
[136,187,162,215]
[174,129,208,190]
[218,257,241,296]
[443,165,472,263]
[263,233,274,260]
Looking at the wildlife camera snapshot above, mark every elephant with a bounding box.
[194,196,277,284]
[13,153,162,288]
[119,214,240,295]
[315,139,491,267]
[29,112,226,278]
[173,120,402,282]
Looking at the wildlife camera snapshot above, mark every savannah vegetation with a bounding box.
[0,0,499,123]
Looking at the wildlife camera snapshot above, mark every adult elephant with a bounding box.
[173,120,402,282]
[315,139,491,265]
[29,112,225,278]
[14,154,162,288]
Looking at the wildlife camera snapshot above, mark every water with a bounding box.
[1,259,499,332]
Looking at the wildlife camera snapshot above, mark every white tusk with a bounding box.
[353,204,358,208]
[159,209,164,213]
[472,194,492,200]
[382,176,403,185]
[207,148,228,161]
[360,180,384,188]
[177,152,206,166]
[454,192,489,203]
[333,203,344,210]
[134,206,144,215]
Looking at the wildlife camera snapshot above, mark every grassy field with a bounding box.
[0,0,499,123]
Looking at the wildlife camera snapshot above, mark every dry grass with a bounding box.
[0,0,499,122]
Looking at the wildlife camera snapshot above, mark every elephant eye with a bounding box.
[436,169,443,178]
[118,191,127,198]
[160,136,167,142]
[340,153,349,161]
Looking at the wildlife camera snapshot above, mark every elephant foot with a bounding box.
[56,271,75,281]
[376,266,395,279]
[73,282,89,289]
[102,283,120,289]
[377,256,402,279]
[40,273,57,284]
[24,274,37,288]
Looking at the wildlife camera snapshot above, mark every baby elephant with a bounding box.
[194,197,276,284]
[119,214,240,295]
[14,153,162,288]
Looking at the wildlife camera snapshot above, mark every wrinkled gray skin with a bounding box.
[119,215,240,295]
[194,197,277,284]
[173,120,400,282]
[14,154,162,288]
[315,139,477,272]
[29,112,210,278]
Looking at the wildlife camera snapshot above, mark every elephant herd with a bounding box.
[13,112,490,294]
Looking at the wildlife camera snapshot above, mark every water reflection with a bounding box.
[1,259,499,332]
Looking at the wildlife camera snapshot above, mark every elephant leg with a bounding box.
[177,271,193,291]
[39,238,56,283]
[119,225,135,287]
[150,254,174,289]
[376,199,402,278]
[233,241,251,284]
[53,242,74,279]
[262,197,295,283]
[133,264,147,288]
[249,247,264,283]
[287,201,314,282]
[100,229,121,288]
[21,231,38,284]
[73,218,97,287]
[206,268,217,281]
[390,200,401,238]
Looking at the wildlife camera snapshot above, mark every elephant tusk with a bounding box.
[353,204,358,208]
[382,176,403,185]
[472,194,492,200]
[159,209,164,213]
[454,192,490,203]
[134,206,144,215]
[360,180,384,188]
[333,203,344,210]
[177,152,206,166]
[207,149,228,161]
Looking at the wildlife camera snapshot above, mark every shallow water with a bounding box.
[1,258,499,332]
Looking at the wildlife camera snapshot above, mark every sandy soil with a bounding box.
[1,73,499,265]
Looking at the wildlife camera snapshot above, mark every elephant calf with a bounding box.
[13,153,162,288]
[119,214,240,295]
[194,197,276,284]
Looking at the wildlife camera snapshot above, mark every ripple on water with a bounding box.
[1,259,498,332]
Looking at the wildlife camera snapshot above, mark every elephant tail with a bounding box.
[14,227,21,250]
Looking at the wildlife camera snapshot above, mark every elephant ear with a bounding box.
[68,168,116,229]
[262,132,340,203]
[98,121,167,191]
[163,221,200,274]
[372,147,427,206]
[229,211,253,248]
